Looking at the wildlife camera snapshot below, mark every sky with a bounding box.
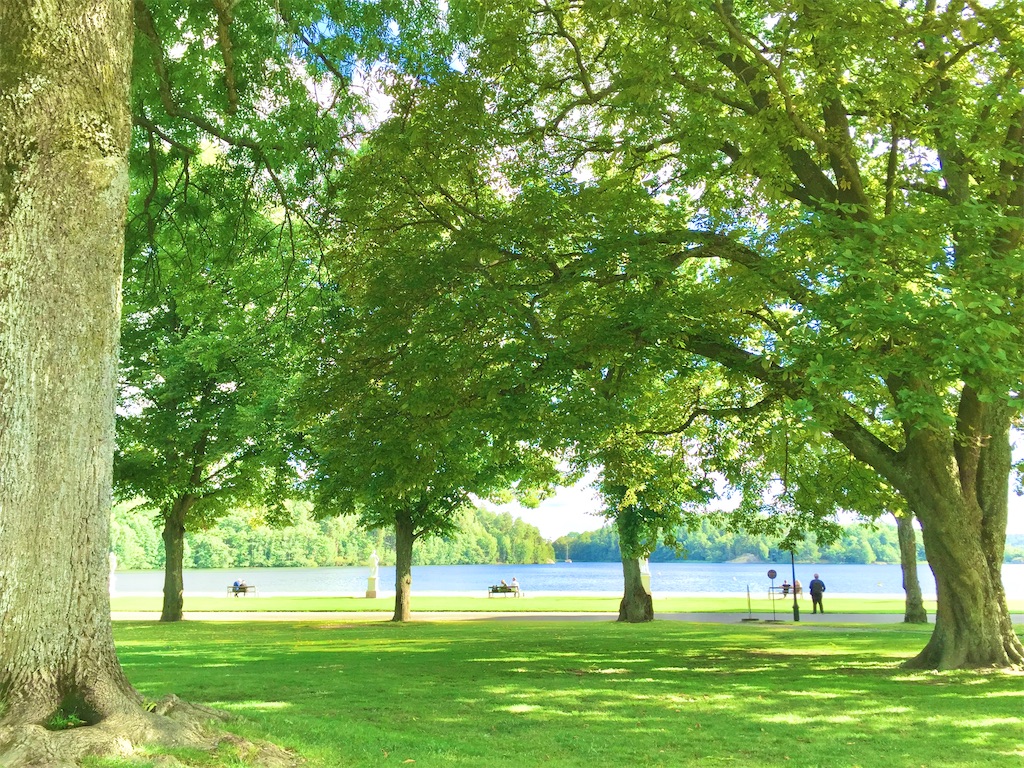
[497,480,607,541]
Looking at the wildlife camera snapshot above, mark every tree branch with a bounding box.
[638,393,782,437]
[685,334,905,484]
[543,1,599,101]
[713,0,833,155]
[210,0,239,114]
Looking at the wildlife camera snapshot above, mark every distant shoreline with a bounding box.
[116,589,918,599]
[110,562,1024,601]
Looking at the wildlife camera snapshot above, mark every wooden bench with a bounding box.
[228,584,257,597]
[488,585,520,598]
[769,585,801,599]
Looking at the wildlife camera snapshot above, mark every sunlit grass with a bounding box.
[109,593,1024,615]
[81,619,1024,767]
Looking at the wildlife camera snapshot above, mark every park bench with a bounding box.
[228,584,257,597]
[769,584,801,599]
[488,585,520,597]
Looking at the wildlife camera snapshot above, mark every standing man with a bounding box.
[809,573,826,614]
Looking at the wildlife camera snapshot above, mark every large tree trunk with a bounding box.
[392,508,414,622]
[900,413,1023,669]
[0,0,141,729]
[0,4,250,763]
[616,513,653,623]
[161,496,195,622]
[832,388,1022,669]
[894,511,927,624]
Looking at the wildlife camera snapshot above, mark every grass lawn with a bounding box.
[112,594,1018,615]
[88,619,1024,767]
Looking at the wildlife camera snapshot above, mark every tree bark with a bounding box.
[616,513,653,623]
[392,508,415,622]
[825,386,1022,668]
[894,511,927,624]
[898,417,1023,669]
[618,557,654,623]
[0,3,250,763]
[0,0,142,729]
[161,495,195,622]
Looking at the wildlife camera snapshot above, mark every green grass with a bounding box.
[89,619,1024,767]
[111,594,1024,615]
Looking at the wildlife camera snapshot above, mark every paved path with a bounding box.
[113,611,1024,624]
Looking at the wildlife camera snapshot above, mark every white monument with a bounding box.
[366,550,379,598]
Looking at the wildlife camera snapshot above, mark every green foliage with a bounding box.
[326,4,1024,663]
[119,0,451,554]
[44,693,99,732]
[444,0,1024,507]
[44,710,87,732]
[110,502,554,568]
[109,0,1021,664]
[117,158,303,534]
[292,88,564,547]
[111,503,165,569]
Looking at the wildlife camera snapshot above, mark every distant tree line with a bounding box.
[556,521,1024,565]
[113,500,1024,570]
[111,503,555,570]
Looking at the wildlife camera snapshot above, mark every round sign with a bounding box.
[767,569,777,579]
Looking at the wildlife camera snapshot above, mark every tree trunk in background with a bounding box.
[161,496,195,622]
[0,0,141,730]
[616,513,653,623]
[618,557,654,623]
[895,511,927,624]
[393,508,414,622]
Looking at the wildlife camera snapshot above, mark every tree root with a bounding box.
[0,695,301,767]
[901,643,1024,671]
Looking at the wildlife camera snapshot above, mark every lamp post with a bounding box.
[790,550,800,622]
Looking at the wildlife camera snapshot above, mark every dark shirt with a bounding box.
[809,579,825,595]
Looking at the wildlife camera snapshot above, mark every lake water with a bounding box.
[112,561,1024,599]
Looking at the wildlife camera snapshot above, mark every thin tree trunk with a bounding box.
[894,511,927,624]
[161,496,194,622]
[393,508,414,622]
[616,513,653,623]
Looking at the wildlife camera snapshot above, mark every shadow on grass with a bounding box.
[112,620,1024,768]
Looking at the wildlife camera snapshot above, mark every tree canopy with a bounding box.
[322,0,1024,665]
[4,9,1023,766]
